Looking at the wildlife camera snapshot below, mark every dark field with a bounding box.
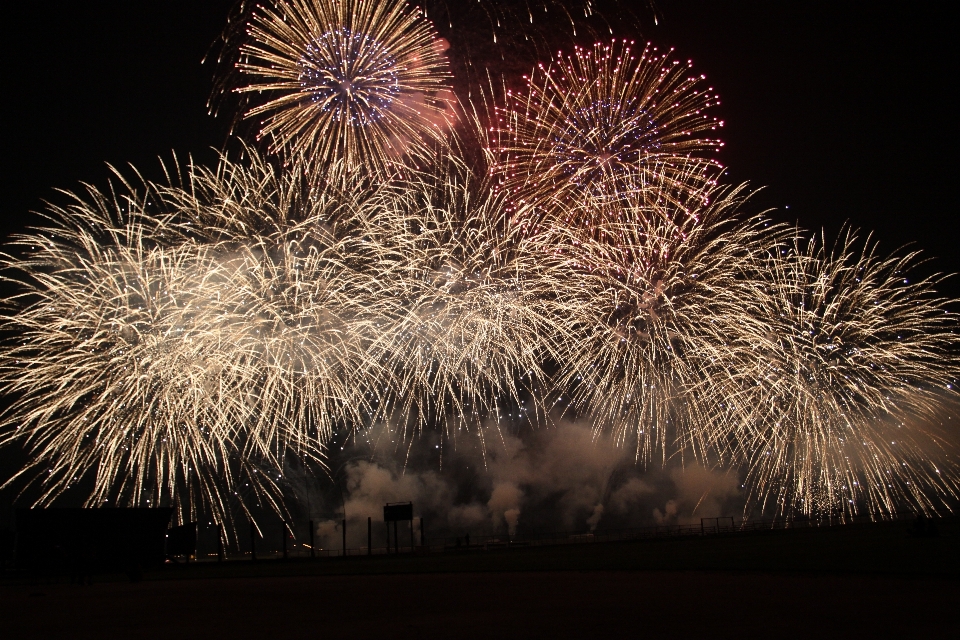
[2,520,957,638]
[2,570,956,638]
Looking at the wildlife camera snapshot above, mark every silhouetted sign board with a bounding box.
[383,502,413,522]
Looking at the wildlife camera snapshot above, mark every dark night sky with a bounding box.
[654,1,959,298]
[3,2,958,298]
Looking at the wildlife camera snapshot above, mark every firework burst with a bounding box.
[172,167,394,458]
[726,231,960,518]
[489,40,723,228]
[148,150,413,476]
[235,0,455,176]
[356,161,558,446]
[540,182,787,463]
[0,181,285,529]
[0,153,401,532]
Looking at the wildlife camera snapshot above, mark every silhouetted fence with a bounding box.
[3,510,946,570]
[188,510,940,561]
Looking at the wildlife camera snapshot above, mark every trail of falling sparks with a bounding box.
[356,161,561,449]
[0,180,286,531]
[723,231,960,518]
[536,180,790,465]
[2,149,958,529]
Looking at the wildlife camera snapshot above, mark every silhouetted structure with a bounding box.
[166,521,197,561]
[0,529,15,570]
[384,502,414,553]
[15,508,171,580]
[910,513,941,538]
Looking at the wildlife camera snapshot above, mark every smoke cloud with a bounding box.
[297,421,745,550]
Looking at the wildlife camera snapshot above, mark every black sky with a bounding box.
[2,0,958,292]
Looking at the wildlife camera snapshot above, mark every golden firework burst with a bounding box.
[236,0,455,176]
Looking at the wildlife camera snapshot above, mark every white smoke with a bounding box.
[305,420,744,549]
[652,466,741,525]
[488,482,523,536]
[586,504,604,531]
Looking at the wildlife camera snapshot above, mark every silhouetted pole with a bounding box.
[217,524,224,562]
[282,521,288,560]
[393,520,398,554]
[250,520,257,562]
[420,517,425,547]
[309,520,315,558]
[342,518,347,557]
[385,521,390,554]
[409,518,414,551]
[367,516,372,555]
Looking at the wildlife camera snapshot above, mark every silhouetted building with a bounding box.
[15,507,172,580]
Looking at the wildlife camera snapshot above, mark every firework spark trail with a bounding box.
[356,161,561,448]
[2,152,957,525]
[146,151,413,478]
[536,181,790,464]
[0,181,287,529]
[235,0,456,177]
[722,231,960,518]
[0,153,407,532]
[203,241,380,460]
[488,40,723,230]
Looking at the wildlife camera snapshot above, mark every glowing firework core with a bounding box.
[297,28,399,126]
[237,0,452,174]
